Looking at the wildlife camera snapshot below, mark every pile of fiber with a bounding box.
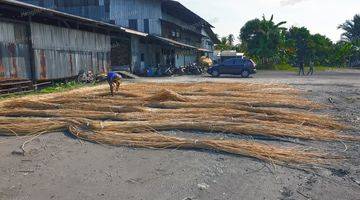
[144,89,191,102]
[0,82,357,167]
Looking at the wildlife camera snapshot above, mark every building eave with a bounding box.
[161,0,214,28]
[159,19,206,38]
[148,35,199,49]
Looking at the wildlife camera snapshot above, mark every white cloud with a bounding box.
[280,0,308,6]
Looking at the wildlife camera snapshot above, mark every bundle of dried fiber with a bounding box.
[144,89,191,102]
[0,108,136,121]
[3,100,62,110]
[196,97,322,110]
[0,118,67,136]
[68,124,342,166]
[145,107,345,130]
[89,120,358,141]
[180,91,301,100]
[122,82,292,92]
[145,102,343,130]
[95,91,144,98]
[44,97,144,107]
[60,103,148,113]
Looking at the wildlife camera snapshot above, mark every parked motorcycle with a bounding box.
[191,63,203,75]
[171,65,185,76]
[77,69,95,83]
[184,63,203,75]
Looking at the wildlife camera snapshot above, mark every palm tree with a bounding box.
[227,34,235,46]
[240,15,286,65]
[215,37,231,51]
[338,14,360,42]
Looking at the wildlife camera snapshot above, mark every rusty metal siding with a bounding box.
[30,22,111,80]
[0,21,31,80]
[31,23,110,51]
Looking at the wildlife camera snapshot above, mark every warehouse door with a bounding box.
[110,37,131,71]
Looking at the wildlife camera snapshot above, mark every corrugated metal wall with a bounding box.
[30,22,111,80]
[20,0,56,8]
[132,38,164,73]
[19,0,110,22]
[110,0,162,34]
[0,21,31,79]
[175,49,197,68]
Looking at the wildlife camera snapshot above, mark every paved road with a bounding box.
[0,70,359,200]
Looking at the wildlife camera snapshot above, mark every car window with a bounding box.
[235,59,244,65]
[222,59,235,65]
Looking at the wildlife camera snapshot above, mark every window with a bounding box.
[235,59,243,65]
[141,53,145,62]
[155,52,160,64]
[129,19,138,30]
[39,0,44,7]
[104,0,110,12]
[144,19,149,33]
[223,59,234,65]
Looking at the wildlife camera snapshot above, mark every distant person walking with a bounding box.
[307,61,314,76]
[298,60,305,76]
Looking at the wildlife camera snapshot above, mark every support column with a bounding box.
[26,16,36,82]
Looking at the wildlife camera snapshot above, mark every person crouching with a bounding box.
[107,71,122,96]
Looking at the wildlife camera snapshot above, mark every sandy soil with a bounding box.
[1,70,359,200]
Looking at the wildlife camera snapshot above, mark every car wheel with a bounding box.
[241,70,250,78]
[211,70,220,77]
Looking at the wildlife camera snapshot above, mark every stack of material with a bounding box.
[199,56,213,67]
[0,78,34,95]
[0,82,357,166]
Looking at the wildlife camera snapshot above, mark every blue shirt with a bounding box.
[108,72,120,82]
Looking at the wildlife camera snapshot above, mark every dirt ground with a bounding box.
[1,70,359,200]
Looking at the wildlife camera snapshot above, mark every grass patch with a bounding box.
[0,81,92,100]
[38,81,85,94]
[258,63,340,72]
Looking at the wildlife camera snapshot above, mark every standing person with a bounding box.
[307,61,314,76]
[107,71,122,96]
[298,60,305,76]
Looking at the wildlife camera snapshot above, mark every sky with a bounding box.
[177,0,359,43]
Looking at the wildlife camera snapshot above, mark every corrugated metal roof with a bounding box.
[198,48,213,53]
[2,0,121,29]
[121,27,148,37]
[149,35,198,49]
[162,0,214,28]
[1,0,152,39]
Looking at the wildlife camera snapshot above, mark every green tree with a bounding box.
[227,34,235,46]
[285,27,312,67]
[332,41,353,66]
[309,34,333,66]
[338,14,360,42]
[215,37,231,51]
[240,15,286,65]
[338,14,360,66]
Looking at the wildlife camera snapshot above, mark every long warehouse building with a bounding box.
[0,0,130,81]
